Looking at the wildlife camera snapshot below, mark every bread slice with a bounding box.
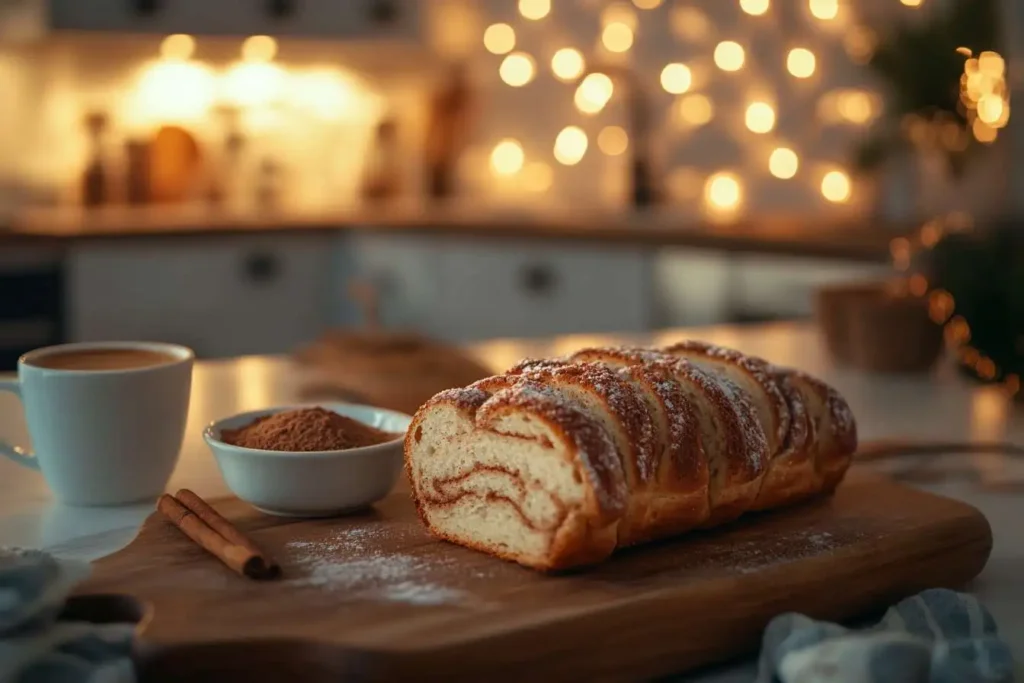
[502,359,658,545]
[405,383,626,570]
[568,349,709,543]
[776,369,857,493]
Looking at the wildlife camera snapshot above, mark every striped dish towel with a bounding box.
[755,588,1015,683]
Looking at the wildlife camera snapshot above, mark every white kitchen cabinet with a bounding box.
[654,250,891,326]
[335,233,653,342]
[44,0,421,39]
[67,234,334,358]
[433,239,652,341]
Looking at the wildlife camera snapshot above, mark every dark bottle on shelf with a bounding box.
[424,62,472,202]
[81,111,109,208]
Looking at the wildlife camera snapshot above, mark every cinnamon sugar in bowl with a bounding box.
[203,403,411,518]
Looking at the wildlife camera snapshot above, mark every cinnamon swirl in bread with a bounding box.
[404,342,856,570]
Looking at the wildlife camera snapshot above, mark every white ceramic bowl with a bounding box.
[203,402,412,518]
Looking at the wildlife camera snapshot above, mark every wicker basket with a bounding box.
[815,280,945,373]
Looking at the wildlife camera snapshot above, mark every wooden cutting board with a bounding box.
[76,473,992,683]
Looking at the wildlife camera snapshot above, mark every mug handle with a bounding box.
[0,379,39,470]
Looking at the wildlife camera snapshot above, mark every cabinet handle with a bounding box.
[242,252,282,284]
[132,0,162,16]
[519,263,558,298]
[367,0,399,25]
[267,0,298,20]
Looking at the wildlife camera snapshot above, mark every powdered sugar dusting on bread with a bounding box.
[665,341,790,452]
[623,362,706,492]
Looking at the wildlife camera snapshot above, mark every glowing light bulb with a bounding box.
[977,94,1006,126]
[769,148,799,179]
[787,48,816,78]
[519,0,550,20]
[740,0,770,16]
[809,0,838,20]
[484,23,516,55]
[821,170,851,203]
[499,52,536,87]
[973,118,999,143]
[900,0,923,5]
[837,90,875,123]
[602,2,638,30]
[745,101,776,133]
[677,93,714,125]
[660,63,692,94]
[602,22,634,52]
[633,0,662,8]
[551,48,585,82]
[714,41,745,72]
[160,34,195,60]
[523,161,553,192]
[554,126,588,165]
[491,139,525,175]
[705,172,742,212]
[575,73,614,114]
[978,51,1006,76]
[241,35,277,62]
[598,126,629,155]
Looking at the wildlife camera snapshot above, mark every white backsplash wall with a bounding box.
[0,0,995,219]
[434,0,922,218]
[0,35,422,211]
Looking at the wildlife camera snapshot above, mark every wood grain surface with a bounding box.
[76,473,992,683]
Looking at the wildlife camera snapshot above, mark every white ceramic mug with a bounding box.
[0,341,194,506]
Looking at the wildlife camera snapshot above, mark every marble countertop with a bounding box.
[3,205,907,261]
[0,322,1020,681]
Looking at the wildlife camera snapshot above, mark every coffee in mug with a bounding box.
[0,342,194,506]
[29,348,179,371]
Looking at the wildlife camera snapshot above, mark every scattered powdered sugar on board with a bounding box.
[283,525,476,607]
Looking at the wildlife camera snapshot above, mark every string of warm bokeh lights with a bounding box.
[958,48,1010,144]
[881,46,1013,395]
[483,0,902,214]
[891,208,1018,398]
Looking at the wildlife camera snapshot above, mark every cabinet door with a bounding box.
[49,0,210,34]
[47,0,421,38]
[334,232,444,333]
[68,235,333,358]
[434,239,652,341]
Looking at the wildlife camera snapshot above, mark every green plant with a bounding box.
[923,222,1024,387]
[853,0,1000,178]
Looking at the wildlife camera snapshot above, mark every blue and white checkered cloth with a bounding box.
[0,548,134,683]
[755,588,1015,683]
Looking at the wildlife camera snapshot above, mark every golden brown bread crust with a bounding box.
[405,342,857,571]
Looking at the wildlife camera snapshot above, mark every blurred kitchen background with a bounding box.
[0,0,1020,387]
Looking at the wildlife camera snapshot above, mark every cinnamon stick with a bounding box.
[157,493,280,580]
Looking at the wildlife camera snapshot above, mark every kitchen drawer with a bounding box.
[434,239,652,341]
[67,235,333,358]
[46,0,421,39]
